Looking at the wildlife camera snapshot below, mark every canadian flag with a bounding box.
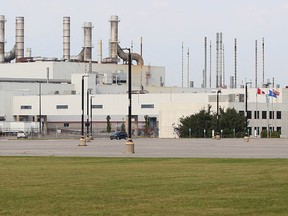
[257,88,265,95]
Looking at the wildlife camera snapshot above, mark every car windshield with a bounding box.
[112,132,120,135]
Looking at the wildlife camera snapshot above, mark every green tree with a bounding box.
[174,106,246,138]
[144,115,149,136]
[106,115,111,133]
[219,107,246,138]
[174,105,215,138]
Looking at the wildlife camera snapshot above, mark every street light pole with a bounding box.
[80,75,88,146]
[90,95,95,139]
[216,90,221,139]
[245,81,252,135]
[124,48,134,153]
[86,88,91,141]
[39,82,42,138]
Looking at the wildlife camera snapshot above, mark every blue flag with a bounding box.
[268,90,277,98]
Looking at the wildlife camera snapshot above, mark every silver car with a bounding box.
[16,131,28,139]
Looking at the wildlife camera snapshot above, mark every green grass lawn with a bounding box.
[0,157,288,215]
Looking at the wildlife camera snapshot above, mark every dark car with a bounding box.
[110,131,128,140]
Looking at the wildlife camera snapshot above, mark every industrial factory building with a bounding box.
[0,15,287,138]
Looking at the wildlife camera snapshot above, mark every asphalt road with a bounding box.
[1,137,288,158]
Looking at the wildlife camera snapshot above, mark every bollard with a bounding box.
[85,135,91,143]
[79,136,87,146]
[243,133,249,142]
[125,139,135,154]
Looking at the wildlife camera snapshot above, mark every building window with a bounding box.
[269,111,274,119]
[21,105,32,109]
[277,127,281,134]
[277,111,281,119]
[92,105,103,109]
[254,111,259,119]
[64,123,69,128]
[247,111,252,119]
[262,111,267,119]
[141,104,154,109]
[56,105,68,109]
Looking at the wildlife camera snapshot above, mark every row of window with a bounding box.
[241,111,282,120]
[20,104,155,110]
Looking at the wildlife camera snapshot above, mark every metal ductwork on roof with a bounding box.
[117,44,144,66]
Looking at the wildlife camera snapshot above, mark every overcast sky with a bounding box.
[2,0,288,88]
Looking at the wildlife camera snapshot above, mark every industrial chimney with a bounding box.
[15,16,24,61]
[0,15,5,63]
[83,22,93,61]
[109,15,120,61]
[63,16,70,61]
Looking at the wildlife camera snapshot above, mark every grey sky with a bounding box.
[2,0,288,87]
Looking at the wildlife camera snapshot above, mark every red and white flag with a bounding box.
[257,88,265,95]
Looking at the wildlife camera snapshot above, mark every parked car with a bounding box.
[16,131,28,139]
[110,131,128,140]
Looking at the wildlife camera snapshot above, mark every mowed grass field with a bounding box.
[0,157,288,215]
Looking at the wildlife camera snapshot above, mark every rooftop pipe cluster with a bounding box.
[0,15,144,66]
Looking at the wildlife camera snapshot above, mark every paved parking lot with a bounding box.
[1,137,288,158]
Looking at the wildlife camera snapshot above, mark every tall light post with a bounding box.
[38,81,42,138]
[80,74,89,146]
[86,88,92,142]
[216,90,221,139]
[123,48,134,153]
[245,81,252,135]
[90,95,95,139]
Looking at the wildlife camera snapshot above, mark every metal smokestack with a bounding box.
[234,38,237,88]
[63,16,70,61]
[204,37,207,88]
[83,22,93,61]
[98,40,102,64]
[15,16,24,61]
[109,15,120,61]
[0,15,5,63]
[255,40,258,88]
[216,33,219,88]
[26,48,31,57]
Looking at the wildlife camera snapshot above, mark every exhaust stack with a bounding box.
[83,22,93,61]
[98,40,102,63]
[63,16,70,61]
[0,15,5,63]
[109,15,119,61]
[15,16,24,61]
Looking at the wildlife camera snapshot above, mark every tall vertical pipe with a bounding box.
[219,33,223,87]
[181,41,184,87]
[187,47,190,87]
[204,37,207,88]
[262,37,265,85]
[216,33,219,88]
[234,38,237,88]
[209,40,212,88]
[83,22,93,61]
[15,16,24,62]
[63,16,70,61]
[223,44,225,87]
[26,48,31,57]
[109,15,120,60]
[0,15,5,63]
[255,40,258,88]
[97,40,102,64]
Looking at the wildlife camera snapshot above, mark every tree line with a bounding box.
[173,105,246,138]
